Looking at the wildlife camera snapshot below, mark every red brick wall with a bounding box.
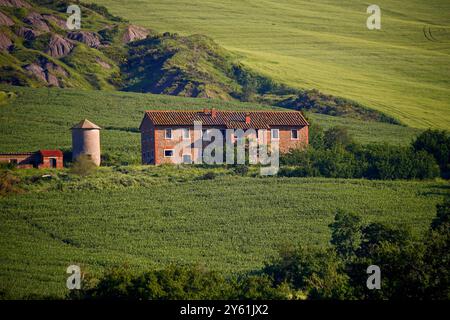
[38,156,63,169]
[0,153,63,169]
[140,117,308,165]
[141,117,156,164]
[0,153,37,168]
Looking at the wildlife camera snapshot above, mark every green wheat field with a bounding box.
[0,85,447,299]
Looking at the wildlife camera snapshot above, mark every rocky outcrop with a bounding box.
[0,0,31,8]
[24,58,68,87]
[24,63,47,82]
[122,25,149,43]
[0,11,14,26]
[23,12,50,32]
[42,14,67,30]
[45,34,74,57]
[67,31,101,48]
[0,31,12,51]
[16,26,40,41]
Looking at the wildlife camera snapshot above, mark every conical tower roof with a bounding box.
[71,119,101,130]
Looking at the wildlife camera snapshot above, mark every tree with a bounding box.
[308,122,324,149]
[412,129,450,177]
[262,245,352,299]
[423,200,450,299]
[329,209,361,260]
[323,126,353,150]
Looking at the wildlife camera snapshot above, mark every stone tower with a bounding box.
[71,119,101,166]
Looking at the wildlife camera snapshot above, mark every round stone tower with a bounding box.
[71,119,101,166]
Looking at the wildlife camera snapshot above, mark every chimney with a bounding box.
[245,113,251,124]
[211,108,217,119]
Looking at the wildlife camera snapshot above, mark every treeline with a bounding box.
[279,127,450,180]
[277,89,399,124]
[70,200,449,300]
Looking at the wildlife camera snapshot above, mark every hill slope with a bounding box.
[0,0,395,122]
[92,0,450,129]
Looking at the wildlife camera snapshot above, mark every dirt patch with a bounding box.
[0,11,14,26]
[0,0,31,8]
[0,31,12,51]
[67,31,101,48]
[23,12,50,32]
[122,25,149,43]
[45,34,74,57]
[16,26,41,41]
[24,58,69,87]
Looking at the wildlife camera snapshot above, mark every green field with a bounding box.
[92,0,450,129]
[0,166,448,299]
[0,85,421,165]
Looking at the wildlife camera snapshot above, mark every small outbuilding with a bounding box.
[0,150,64,169]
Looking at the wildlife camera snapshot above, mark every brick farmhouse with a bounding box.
[139,109,309,165]
[0,150,63,169]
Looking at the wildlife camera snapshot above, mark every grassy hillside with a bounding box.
[92,0,450,129]
[1,0,395,122]
[0,85,421,165]
[0,166,448,298]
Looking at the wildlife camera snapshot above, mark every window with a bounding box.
[271,129,279,140]
[164,149,174,158]
[165,128,172,139]
[10,159,17,164]
[182,128,190,140]
[291,129,299,140]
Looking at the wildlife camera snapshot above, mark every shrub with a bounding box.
[280,140,440,180]
[233,165,249,176]
[362,145,439,180]
[0,171,23,196]
[323,126,353,150]
[199,171,217,180]
[72,264,291,300]
[329,209,361,260]
[262,245,352,299]
[412,129,450,178]
[71,155,97,176]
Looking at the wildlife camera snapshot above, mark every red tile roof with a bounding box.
[39,150,63,157]
[143,110,309,129]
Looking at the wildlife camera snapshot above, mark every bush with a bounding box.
[71,155,97,176]
[199,171,217,180]
[362,144,439,180]
[412,129,450,178]
[329,209,361,260]
[262,245,352,299]
[279,133,440,180]
[0,171,23,196]
[233,165,249,176]
[72,264,291,300]
[323,126,353,150]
